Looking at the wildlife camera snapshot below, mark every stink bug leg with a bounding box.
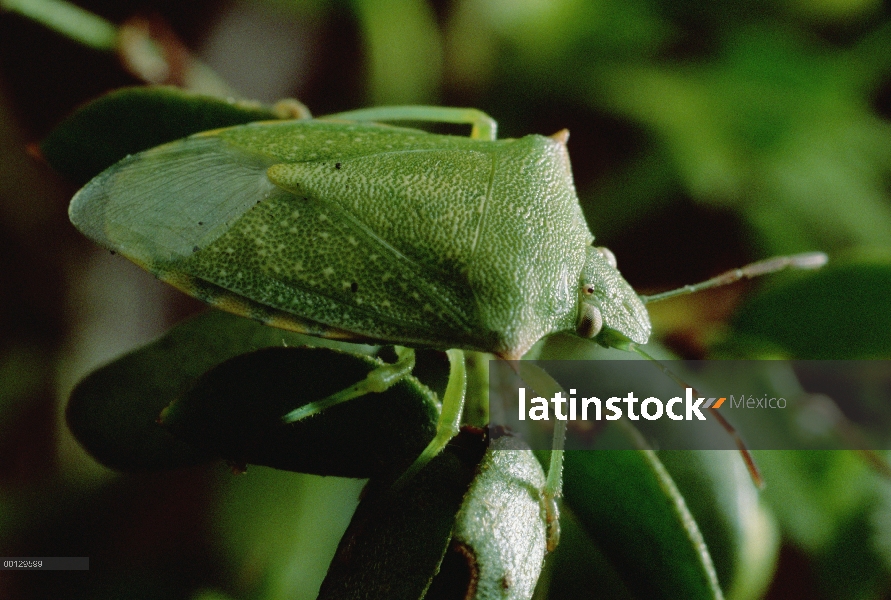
[323,105,498,141]
[281,346,416,423]
[280,346,469,491]
[393,349,467,488]
[631,344,766,487]
[512,361,568,551]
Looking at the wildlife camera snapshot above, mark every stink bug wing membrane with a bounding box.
[69,136,278,266]
[68,134,347,339]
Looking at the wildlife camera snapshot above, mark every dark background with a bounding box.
[2,0,891,598]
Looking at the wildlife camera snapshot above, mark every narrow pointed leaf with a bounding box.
[318,428,488,600]
[66,309,325,471]
[162,346,440,478]
[659,451,778,600]
[42,86,290,185]
[730,258,891,359]
[563,449,724,600]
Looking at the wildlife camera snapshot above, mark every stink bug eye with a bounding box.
[597,246,617,269]
[576,303,603,338]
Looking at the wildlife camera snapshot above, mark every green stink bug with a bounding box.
[66,103,826,533]
[68,107,650,361]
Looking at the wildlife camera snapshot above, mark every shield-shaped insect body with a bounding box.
[69,115,651,360]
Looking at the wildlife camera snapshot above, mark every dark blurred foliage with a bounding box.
[2,0,891,598]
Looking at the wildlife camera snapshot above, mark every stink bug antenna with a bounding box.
[630,344,765,489]
[627,251,829,487]
[639,252,828,305]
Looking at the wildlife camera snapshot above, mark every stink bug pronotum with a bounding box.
[67,104,827,544]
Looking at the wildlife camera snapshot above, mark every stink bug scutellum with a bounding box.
[67,103,826,545]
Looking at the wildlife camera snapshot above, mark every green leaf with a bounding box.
[211,469,364,600]
[42,86,288,185]
[428,434,547,600]
[539,506,636,600]
[754,451,891,599]
[591,25,891,253]
[563,449,724,600]
[729,258,891,359]
[66,309,328,471]
[810,499,891,600]
[161,346,440,478]
[754,450,874,553]
[318,427,488,600]
[658,451,778,600]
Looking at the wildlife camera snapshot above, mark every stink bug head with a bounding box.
[575,245,652,349]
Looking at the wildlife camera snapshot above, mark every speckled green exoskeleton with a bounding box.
[68,105,827,532]
[70,107,649,358]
